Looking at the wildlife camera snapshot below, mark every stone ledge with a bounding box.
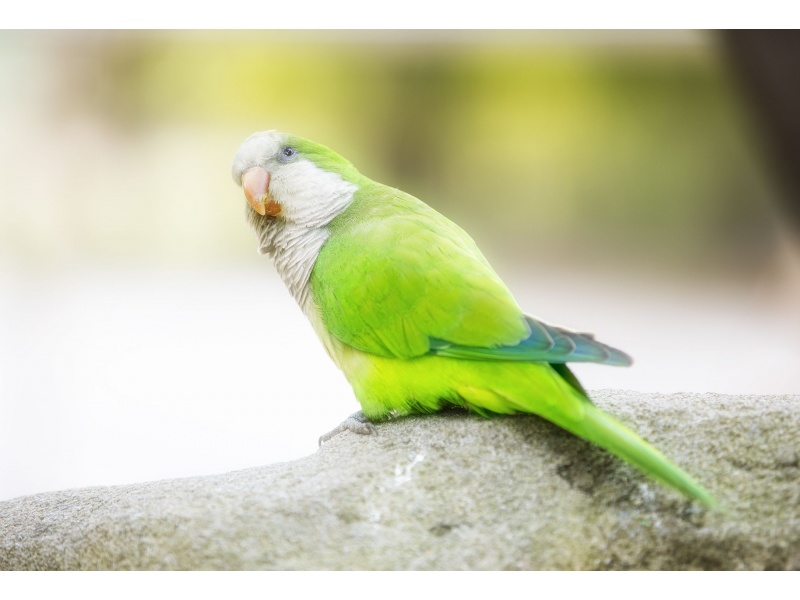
[1,391,798,570]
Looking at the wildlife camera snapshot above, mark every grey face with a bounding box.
[231,130,285,185]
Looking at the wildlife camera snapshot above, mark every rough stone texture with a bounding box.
[1,391,799,570]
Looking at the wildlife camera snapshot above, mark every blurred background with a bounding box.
[1,30,799,502]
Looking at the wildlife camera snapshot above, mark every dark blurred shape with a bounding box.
[724,31,800,231]
[376,52,458,192]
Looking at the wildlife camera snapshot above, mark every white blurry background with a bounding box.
[2,31,799,501]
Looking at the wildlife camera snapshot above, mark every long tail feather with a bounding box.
[453,362,717,507]
[550,399,718,508]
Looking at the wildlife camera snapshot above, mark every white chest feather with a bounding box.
[256,223,330,310]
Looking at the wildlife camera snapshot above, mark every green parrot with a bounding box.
[231,130,716,507]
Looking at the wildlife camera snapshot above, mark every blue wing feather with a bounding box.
[429,315,632,367]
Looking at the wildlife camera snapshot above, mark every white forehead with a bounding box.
[231,130,287,183]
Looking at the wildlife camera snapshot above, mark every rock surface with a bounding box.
[1,391,799,570]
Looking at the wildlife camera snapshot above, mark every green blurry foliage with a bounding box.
[7,32,778,276]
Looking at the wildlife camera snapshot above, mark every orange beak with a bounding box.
[242,167,281,216]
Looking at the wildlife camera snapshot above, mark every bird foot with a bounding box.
[319,411,377,446]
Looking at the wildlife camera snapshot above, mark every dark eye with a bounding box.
[279,146,297,161]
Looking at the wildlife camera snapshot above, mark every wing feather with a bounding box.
[310,184,631,367]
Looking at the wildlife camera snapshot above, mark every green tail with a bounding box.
[556,399,718,508]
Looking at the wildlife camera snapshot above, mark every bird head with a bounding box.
[231,130,360,227]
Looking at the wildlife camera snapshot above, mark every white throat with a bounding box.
[249,162,358,311]
[256,223,330,310]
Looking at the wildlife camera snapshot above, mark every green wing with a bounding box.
[311,182,631,366]
[311,185,530,359]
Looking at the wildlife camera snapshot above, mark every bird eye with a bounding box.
[279,146,297,162]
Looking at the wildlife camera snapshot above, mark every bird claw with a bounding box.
[319,411,377,446]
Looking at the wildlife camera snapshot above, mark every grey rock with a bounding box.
[1,391,799,570]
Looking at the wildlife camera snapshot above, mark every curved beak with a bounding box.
[242,167,272,216]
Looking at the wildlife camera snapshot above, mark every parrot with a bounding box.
[231,130,717,508]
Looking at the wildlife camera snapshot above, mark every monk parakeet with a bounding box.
[231,130,716,507]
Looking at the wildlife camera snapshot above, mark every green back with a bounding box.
[310,181,530,359]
